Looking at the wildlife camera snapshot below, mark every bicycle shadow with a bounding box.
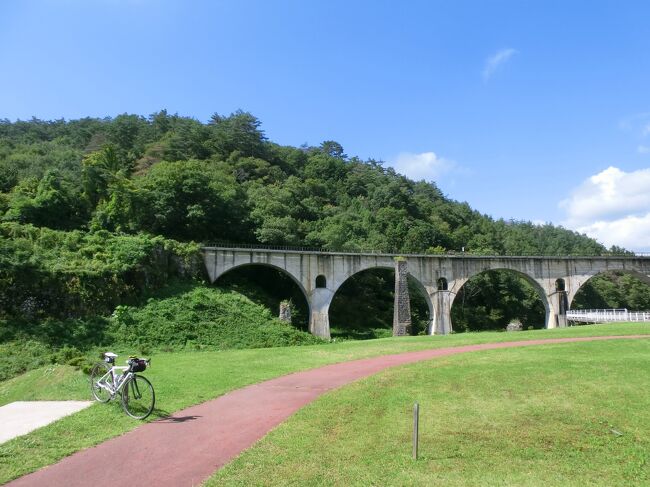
[151,409,202,423]
[156,415,201,423]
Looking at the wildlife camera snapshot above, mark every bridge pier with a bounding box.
[393,259,412,336]
[431,291,453,335]
[547,290,569,329]
[308,288,333,339]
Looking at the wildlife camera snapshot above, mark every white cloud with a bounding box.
[638,145,650,154]
[391,152,457,182]
[560,166,650,251]
[574,215,650,251]
[482,48,518,81]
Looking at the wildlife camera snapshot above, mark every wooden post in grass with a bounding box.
[413,402,419,460]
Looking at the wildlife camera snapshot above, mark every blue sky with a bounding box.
[2,0,650,251]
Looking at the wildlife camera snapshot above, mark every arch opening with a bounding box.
[315,275,327,288]
[451,269,547,332]
[437,277,448,291]
[570,270,650,312]
[215,264,310,331]
[328,267,432,340]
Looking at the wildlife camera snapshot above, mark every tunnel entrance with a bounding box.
[328,268,431,339]
[452,269,546,332]
[215,264,309,331]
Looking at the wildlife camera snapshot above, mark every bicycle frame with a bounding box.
[96,365,134,397]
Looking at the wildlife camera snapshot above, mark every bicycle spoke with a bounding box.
[90,362,114,403]
[121,375,155,420]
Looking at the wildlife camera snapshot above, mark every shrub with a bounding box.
[110,285,322,350]
[0,223,203,321]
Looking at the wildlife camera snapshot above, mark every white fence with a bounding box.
[567,309,650,323]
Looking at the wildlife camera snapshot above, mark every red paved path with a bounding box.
[8,335,649,487]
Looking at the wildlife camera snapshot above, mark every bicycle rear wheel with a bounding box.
[90,362,113,403]
[121,374,155,419]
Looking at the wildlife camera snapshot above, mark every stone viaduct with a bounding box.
[202,246,650,339]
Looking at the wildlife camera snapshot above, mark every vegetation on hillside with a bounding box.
[0,112,613,254]
[110,285,321,351]
[0,221,318,380]
[0,112,649,378]
[0,222,201,320]
[0,282,320,382]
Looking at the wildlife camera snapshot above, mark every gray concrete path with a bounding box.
[0,401,93,444]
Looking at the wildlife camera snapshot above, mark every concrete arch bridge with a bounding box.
[202,246,650,339]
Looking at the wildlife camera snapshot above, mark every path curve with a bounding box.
[8,335,650,487]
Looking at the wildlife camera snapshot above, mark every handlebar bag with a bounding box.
[129,359,147,372]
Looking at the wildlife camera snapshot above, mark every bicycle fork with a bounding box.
[125,377,142,400]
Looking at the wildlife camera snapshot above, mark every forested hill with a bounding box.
[0,110,615,255]
[1,111,646,380]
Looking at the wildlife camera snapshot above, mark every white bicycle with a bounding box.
[90,352,155,420]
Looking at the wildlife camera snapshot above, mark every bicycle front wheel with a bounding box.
[121,375,155,419]
[90,362,113,403]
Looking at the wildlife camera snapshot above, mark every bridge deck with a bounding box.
[203,245,650,260]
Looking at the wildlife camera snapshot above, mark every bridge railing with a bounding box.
[567,309,650,323]
[203,242,650,258]
[203,242,386,254]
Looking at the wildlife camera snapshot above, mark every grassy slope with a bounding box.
[0,323,649,483]
[0,283,321,383]
[209,339,650,486]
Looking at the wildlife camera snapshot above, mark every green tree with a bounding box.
[135,160,250,242]
[319,140,346,159]
[106,113,151,163]
[82,145,129,208]
[207,110,267,159]
[89,177,141,233]
[3,170,86,230]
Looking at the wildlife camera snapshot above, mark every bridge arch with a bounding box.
[329,266,433,338]
[569,269,650,310]
[215,262,310,298]
[450,268,550,332]
[214,262,311,328]
[410,275,434,334]
[330,265,394,296]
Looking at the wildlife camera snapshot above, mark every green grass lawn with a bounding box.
[0,323,649,484]
[208,338,650,486]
